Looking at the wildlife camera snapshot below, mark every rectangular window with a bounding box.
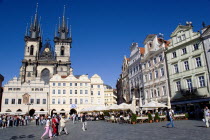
[98,91,100,95]
[91,91,93,95]
[85,90,88,94]
[58,99,60,104]
[5,99,9,104]
[187,79,193,89]
[58,83,61,86]
[149,73,152,80]
[85,99,88,104]
[32,88,34,91]
[75,83,77,86]
[194,43,199,50]
[153,57,157,64]
[70,99,72,104]
[174,64,179,73]
[53,89,55,94]
[97,85,100,88]
[80,99,83,104]
[70,83,72,86]
[75,90,77,94]
[63,83,66,86]
[176,81,181,91]
[199,76,205,87]
[63,99,66,104]
[58,90,61,94]
[157,88,160,96]
[80,90,83,94]
[91,85,93,88]
[150,90,153,98]
[172,52,177,58]
[155,70,158,79]
[80,83,83,86]
[30,99,34,104]
[162,86,166,96]
[63,90,66,94]
[91,98,94,103]
[43,99,46,104]
[70,90,72,94]
[148,61,151,67]
[8,88,12,91]
[177,36,181,42]
[161,68,164,76]
[182,34,186,40]
[184,61,189,71]
[75,99,77,104]
[159,54,163,61]
[36,99,40,104]
[18,99,21,104]
[52,99,55,104]
[196,57,202,67]
[182,48,187,54]
[53,83,55,86]
[85,83,88,86]
[144,75,147,82]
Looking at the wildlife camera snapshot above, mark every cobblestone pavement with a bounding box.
[0,120,210,140]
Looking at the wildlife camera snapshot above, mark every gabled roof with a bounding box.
[202,25,210,37]
[139,47,145,54]
[157,38,170,48]
[143,34,156,44]
[170,25,192,37]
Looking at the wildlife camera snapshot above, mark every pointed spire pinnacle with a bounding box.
[70,25,72,38]
[54,24,57,37]
[25,23,28,36]
[62,5,66,28]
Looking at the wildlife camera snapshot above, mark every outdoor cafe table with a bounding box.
[137,116,148,123]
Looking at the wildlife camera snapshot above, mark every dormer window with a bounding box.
[149,43,152,48]
[182,34,186,40]
[177,36,182,42]
[60,46,65,56]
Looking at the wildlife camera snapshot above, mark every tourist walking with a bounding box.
[41,116,52,139]
[72,113,76,124]
[59,116,68,135]
[81,113,87,131]
[166,109,175,128]
[204,106,210,128]
[52,115,58,137]
[35,115,39,125]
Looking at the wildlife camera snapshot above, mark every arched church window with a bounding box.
[41,68,50,84]
[61,67,63,72]
[60,46,65,56]
[28,47,29,52]
[30,45,34,55]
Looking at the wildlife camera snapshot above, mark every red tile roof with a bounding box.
[139,47,145,54]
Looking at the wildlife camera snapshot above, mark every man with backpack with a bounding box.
[166,108,175,128]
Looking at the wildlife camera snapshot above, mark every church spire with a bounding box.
[56,5,69,40]
[28,3,41,39]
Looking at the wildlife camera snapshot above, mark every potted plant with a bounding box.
[131,113,137,124]
[185,113,189,120]
[154,112,160,122]
[148,113,153,123]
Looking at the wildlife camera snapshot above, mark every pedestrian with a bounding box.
[59,116,69,135]
[41,116,52,139]
[52,115,58,137]
[81,113,87,131]
[72,113,76,124]
[204,106,210,128]
[35,115,39,125]
[166,109,175,128]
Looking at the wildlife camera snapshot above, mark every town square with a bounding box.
[0,0,210,139]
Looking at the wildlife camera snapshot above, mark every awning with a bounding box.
[171,98,210,105]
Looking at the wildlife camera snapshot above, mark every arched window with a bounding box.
[30,45,34,55]
[41,68,50,84]
[60,46,65,56]
[27,72,31,77]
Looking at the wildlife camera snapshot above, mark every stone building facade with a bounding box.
[166,22,210,112]
[104,84,117,106]
[141,34,170,106]
[49,74,105,115]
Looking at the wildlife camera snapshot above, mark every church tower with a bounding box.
[54,5,72,76]
[20,3,42,83]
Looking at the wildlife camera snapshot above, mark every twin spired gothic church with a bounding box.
[1,5,107,116]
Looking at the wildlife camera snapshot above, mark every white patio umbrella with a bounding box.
[93,106,108,111]
[118,103,131,110]
[109,104,119,110]
[142,101,167,108]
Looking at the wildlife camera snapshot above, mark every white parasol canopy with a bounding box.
[118,103,131,110]
[142,101,167,108]
[108,104,119,110]
[93,106,108,111]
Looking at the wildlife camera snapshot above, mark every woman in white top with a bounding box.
[41,116,52,139]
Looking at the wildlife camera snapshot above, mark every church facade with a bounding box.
[1,5,108,116]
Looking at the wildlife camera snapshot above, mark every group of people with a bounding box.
[41,112,87,139]
[0,115,30,128]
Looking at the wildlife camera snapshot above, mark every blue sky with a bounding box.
[0,0,210,87]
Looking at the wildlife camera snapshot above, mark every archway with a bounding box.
[29,109,35,116]
[69,109,77,115]
[51,109,57,117]
[40,109,44,111]
[17,109,22,112]
[41,68,50,84]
